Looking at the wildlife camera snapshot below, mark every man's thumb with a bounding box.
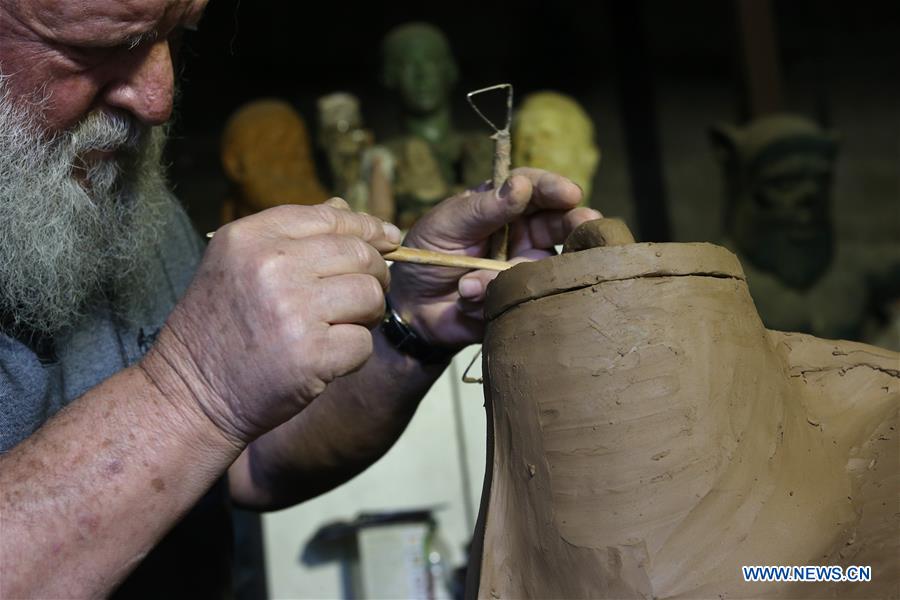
[452,175,532,240]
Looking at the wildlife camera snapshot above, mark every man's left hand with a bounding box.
[390,168,601,350]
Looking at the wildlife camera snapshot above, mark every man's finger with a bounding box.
[509,206,602,255]
[251,204,401,253]
[310,274,387,327]
[324,197,351,211]
[437,174,533,243]
[318,323,375,379]
[293,235,391,289]
[433,170,584,245]
[507,168,583,213]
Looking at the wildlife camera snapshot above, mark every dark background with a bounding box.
[167,0,899,246]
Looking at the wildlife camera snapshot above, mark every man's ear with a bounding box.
[708,123,741,165]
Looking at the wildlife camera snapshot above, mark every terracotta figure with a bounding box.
[380,22,492,228]
[512,91,600,203]
[710,114,900,346]
[469,220,899,599]
[220,99,329,224]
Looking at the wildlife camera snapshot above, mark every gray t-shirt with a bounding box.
[1,203,234,598]
[0,203,203,450]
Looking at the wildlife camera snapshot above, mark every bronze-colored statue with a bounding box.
[512,91,600,202]
[469,220,899,599]
[220,99,329,223]
[380,22,492,228]
[710,114,900,344]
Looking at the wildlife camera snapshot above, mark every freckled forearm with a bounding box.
[229,328,448,510]
[0,364,241,598]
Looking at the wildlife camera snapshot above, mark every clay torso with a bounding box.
[469,242,899,599]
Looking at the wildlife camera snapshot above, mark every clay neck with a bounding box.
[402,105,453,148]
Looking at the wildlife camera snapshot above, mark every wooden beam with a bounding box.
[736,0,784,117]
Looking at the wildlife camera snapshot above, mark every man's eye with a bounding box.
[65,45,118,66]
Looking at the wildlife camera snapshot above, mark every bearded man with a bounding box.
[0,1,598,597]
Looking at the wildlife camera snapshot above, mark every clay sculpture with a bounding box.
[220,99,328,224]
[468,219,899,599]
[710,114,900,345]
[512,91,600,204]
[380,23,493,228]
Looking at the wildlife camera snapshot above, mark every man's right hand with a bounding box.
[141,200,401,447]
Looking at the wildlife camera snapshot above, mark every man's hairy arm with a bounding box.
[228,327,445,510]
[1,204,403,597]
[0,357,240,598]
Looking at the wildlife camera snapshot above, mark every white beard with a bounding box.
[0,79,177,335]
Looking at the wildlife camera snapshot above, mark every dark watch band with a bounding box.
[381,296,454,365]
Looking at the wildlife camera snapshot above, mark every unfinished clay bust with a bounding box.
[380,23,492,228]
[220,99,328,223]
[711,114,900,345]
[512,91,600,201]
[469,226,899,598]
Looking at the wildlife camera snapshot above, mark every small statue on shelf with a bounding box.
[316,92,394,223]
[380,22,492,228]
[220,99,328,224]
[710,114,900,346]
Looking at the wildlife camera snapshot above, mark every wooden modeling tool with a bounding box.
[204,231,513,272]
[467,83,513,261]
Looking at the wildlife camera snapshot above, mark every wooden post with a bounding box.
[735,0,784,118]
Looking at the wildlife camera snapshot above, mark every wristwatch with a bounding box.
[381,296,454,365]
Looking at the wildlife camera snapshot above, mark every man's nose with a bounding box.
[102,40,175,126]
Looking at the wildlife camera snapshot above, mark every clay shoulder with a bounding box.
[769,330,899,376]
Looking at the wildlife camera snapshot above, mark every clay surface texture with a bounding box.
[471,242,899,599]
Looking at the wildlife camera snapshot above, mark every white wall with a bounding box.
[262,346,487,599]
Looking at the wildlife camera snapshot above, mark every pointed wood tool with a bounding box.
[205,231,512,271]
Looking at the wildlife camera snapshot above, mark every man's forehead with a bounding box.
[10,0,207,46]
